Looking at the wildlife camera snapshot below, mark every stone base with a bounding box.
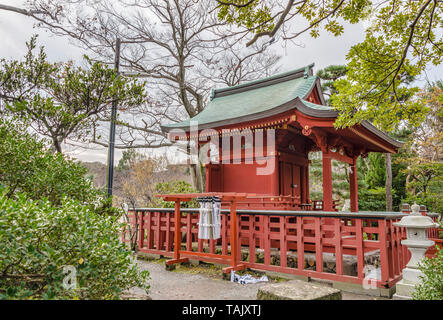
[402,268,423,283]
[257,280,342,300]
[392,280,416,300]
[188,259,202,266]
[249,269,309,282]
[332,281,395,298]
[137,252,162,260]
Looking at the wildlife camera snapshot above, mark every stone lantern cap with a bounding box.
[393,215,439,229]
[393,202,439,229]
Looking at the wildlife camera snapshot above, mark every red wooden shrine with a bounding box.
[123,67,437,291]
[162,64,403,212]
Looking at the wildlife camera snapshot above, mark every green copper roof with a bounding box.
[160,65,404,151]
[162,65,322,132]
[300,99,333,111]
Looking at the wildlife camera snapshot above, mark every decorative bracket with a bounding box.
[302,125,312,136]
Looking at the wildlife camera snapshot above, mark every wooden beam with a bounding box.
[349,128,396,153]
[327,148,354,165]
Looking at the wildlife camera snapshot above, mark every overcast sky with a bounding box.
[1,0,441,164]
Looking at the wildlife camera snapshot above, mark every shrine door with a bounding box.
[280,161,301,199]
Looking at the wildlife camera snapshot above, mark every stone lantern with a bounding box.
[393,202,439,300]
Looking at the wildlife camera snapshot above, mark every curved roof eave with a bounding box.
[161,97,336,133]
[161,99,404,152]
[360,121,404,148]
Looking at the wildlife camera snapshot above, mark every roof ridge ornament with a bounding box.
[304,66,309,79]
[210,89,215,101]
[304,63,315,79]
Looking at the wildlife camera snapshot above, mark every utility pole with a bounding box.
[106,37,121,198]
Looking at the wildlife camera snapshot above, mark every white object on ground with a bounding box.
[231,271,269,284]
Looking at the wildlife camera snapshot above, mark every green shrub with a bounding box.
[358,187,391,211]
[402,193,443,216]
[0,118,148,299]
[0,187,149,299]
[0,118,99,205]
[0,118,120,216]
[412,246,443,300]
[150,180,198,208]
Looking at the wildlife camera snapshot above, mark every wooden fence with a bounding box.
[122,207,413,289]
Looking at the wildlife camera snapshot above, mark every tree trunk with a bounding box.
[52,137,63,153]
[385,153,392,211]
[186,143,203,192]
[190,163,203,192]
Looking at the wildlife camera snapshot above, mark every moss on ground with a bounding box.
[138,254,289,283]
[171,262,223,279]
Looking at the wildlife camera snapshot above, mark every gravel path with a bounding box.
[131,259,266,300]
[130,259,387,300]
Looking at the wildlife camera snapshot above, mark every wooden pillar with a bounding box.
[138,211,144,250]
[270,155,279,196]
[230,200,238,268]
[322,151,333,211]
[304,165,309,203]
[205,164,211,192]
[349,157,359,212]
[174,201,181,260]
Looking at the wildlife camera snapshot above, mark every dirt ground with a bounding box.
[129,258,388,300]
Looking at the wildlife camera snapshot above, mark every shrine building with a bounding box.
[161,64,403,212]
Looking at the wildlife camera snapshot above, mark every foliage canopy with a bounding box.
[0,36,146,152]
[217,0,442,130]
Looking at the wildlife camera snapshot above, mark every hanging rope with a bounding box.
[197,196,221,240]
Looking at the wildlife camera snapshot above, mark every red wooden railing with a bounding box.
[223,196,341,211]
[221,195,300,210]
[122,207,410,289]
[424,213,442,259]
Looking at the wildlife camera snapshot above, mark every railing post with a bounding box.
[419,205,427,216]
[389,220,400,277]
[138,211,144,250]
[165,211,171,251]
[222,213,228,255]
[378,220,390,286]
[147,211,153,249]
[174,201,181,260]
[297,216,305,270]
[264,215,271,266]
[186,213,192,251]
[355,218,365,279]
[155,212,161,250]
[280,216,287,268]
[401,203,411,214]
[334,217,343,275]
[249,216,256,263]
[314,217,323,272]
[230,200,238,268]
